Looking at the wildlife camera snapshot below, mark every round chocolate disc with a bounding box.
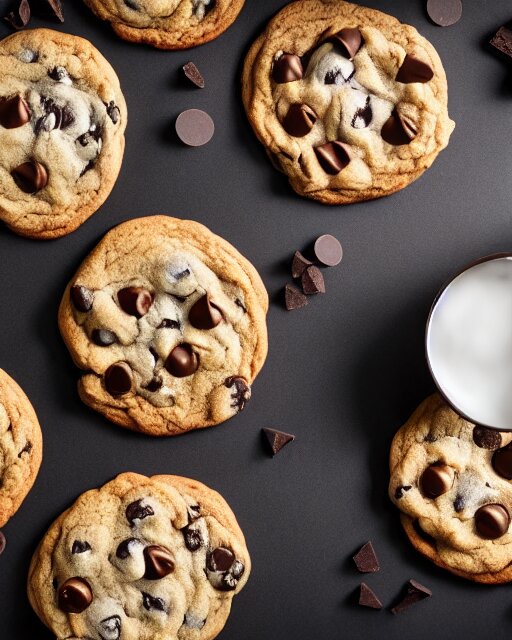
[426,0,462,27]
[175,109,214,147]
[313,235,343,267]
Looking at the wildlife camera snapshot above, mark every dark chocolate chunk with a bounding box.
[262,428,295,456]
[188,294,222,330]
[453,495,465,512]
[353,541,379,573]
[58,577,93,613]
[301,265,325,295]
[426,0,462,28]
[314,141,351,175]
[272,53,303,83]
[43,0,65,22]
[225,376,251,412]
[183,526,203,551]
[324,66,354,85]
[282,103,317,137]
[473,426,502,450]
[126,500,154,525]
[420,464,454,499]
[12,160,48,193]
[396,54,434,84]
[183,61,205,88]
[327,28,363,59]
[143,377,162,393]
[285,284,308,310]
[99,615,121,640]
[142,592,167,612]
[492,445,512,480]
[71,285,94,312]
[474,504,510,539]
[0,531,6,555]
[175,109,214,147]
[207,547,234,572]
[358,582,383,609]
[490,26,512,60]
[158,318,180,330]
[72,540,91,554]
[351,95,372,129]
[4,0,30,29]
[117,287,153,318]
[18,441,32,457]
[37,97,75,132]
[187,504,201,521]
[291,251,312,279]
[381,109,417,145]
[395,485,412,500]
[92,329,117,346]
[165,344,199,377]
[104,362,133,396]
[391,580,431,615]
[106,101,120,124]
[143,545,175,580]
[235,298,247,313]
[116,538,139,559]
[0,95,30,129]
[314,234,343,267]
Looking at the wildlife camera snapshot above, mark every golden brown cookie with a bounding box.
[58,215,268,436]
[28,472,250,640]
[83,0,245,50]
[0,28,126,239]
[242,0,455,205]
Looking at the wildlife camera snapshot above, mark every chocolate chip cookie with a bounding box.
[28,472,250,640]
[58,215,268,436]
[83,0,245,50]
[242,0,455,205]
[0,28,126,239]
[0,368,42,527]
[389,394,512,583]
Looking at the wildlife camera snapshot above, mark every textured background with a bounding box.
[1,1,512,639]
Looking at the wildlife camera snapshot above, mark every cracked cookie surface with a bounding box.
[389,394,512,583]
[28,472,250,640]
[242,0,454,205]
[58,215,268,436]
[0,28,126,239]
[83,0,245,50]
[0,368,42,527]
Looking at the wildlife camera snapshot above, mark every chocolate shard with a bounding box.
[353,541,379,573]
[32,0,64,22]
[11,160,48,193]
[396,54,434,83]
[46,0,65,22]
[390,579,432,615]
[262,428,295,456]
[291,250,312,279]
[301,265,325,295]
[314,141,351,175]
[0,531,5,555]
[282,103,317,137]
[285,284,308,311]
[473,426,502,450]
[4,0,30,29]
[490,26,512,60]
[183,61,205,88]
[0,95,30,129]
[327,27,363,59]
[272,53,303,83]
[358,582,383,609]
[381,109,417,146]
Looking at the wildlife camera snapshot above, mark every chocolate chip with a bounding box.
[106,101,120,124]
[285,284,308,310]
[183,526,203,551]
[143,377,162,392]
[124,0,140,8]
[165,344,199,377]
[99,615,121,640]
[117,287,153,318]
[18,441,32,457]
[351,96,372,129]
[282,103,317,137]
[235,298,247,313]
[473,426,502,450]
[358,582,382,609]
[420,464,454,499]
[291,251,312,278]
[475,504,510,539]
[426,0,462,27]
[0,531,6,555]
[58,577,93,613]
[12,160,48,193]
[327,28,363,59]
[490,26,512,60]
[92,329,117,346]
[116,538,140,559]
[72,540,91,554]
[142,592,167,612]
[175,109,214,147]
[314,234,343,267]
[262,428,295,456]
[301,265,325,295]
[38,97,74,131]
[453,495,465,512]
[143,545,175,580]
[71,285,94,312]
[381,109,417,145]
[104,362,133,396]
[187,504,201,521]
[189,294,222,330]
[395,485,412,500]
[49,66,71,84]
[4,0,30,29]
[158,318,180,329]
[207,547,234,572]
[126,500,154,526]
[272,53,303,83]
[0,95,30,129]
[314,141,351,175]
[225,376,251,412]
[353,541,379,573]
[396,54,434,84]
[492,445,512,480]
[390,580,431,615]
[183,61,205,88]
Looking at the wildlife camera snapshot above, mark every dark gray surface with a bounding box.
[0,1,511,638]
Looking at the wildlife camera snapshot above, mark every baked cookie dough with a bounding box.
[0,28,126,239]
[0,368,42,528]
[28,472,250,640]
[83,0,245,50]
[242,0,455,205]
[58,215,268,436]
[389,394,512,583]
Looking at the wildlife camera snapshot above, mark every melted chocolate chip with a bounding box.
[351,96,372,129]
[106,101,120,124]
[183,526,203,551]
[0,95,30,129]
[116,538,139,559]
[396,54,434,84]
[18,441,32,457]
[72,540,91,554]
[189,294,222,330]
[453,495,465,512]
[208,547,234,572]
[225,376,251,412]
[142,592,167,612]
[394,485,411,500]
[282,103,317,137]
[326,27,363,59]
[272,53,303,83]
[70,285,93,312]
[99,615,121,640]
[420,464,454,499]
[187,504,201,521]
[92,329,117,346]
[117,287,153,318]
[37,96,74,132]
[324,65,354,85]
[143,545,175,580]
[58,577,93,613]
[158,318,180,330]
[104,362,133,396]
[48,66,71,84]
[12,160,48,193]
[165,344,199,377]
[126,500,154,526]
[143,377,162,393]
[381,109,417,145]
[314,141,351,175]
[473,426,502,450]
[492,444,512,480]
[475,504,510,539]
